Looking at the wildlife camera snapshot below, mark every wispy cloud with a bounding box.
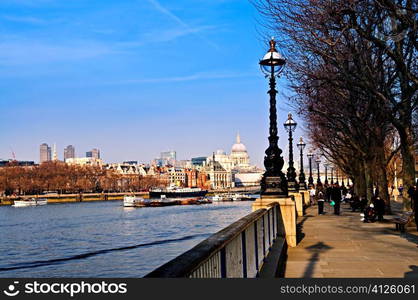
[145,0,219,50]
[145,25,217,43]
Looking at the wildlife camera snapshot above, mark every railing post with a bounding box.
[220,248,227,278]
[254,221,259,274]
[241,231,247,278]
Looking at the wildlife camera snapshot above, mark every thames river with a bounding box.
[0,200,252,277]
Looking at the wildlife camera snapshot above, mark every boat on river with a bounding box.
[13,198,47,207]
[123,195,212,208]
[123,196,149,207]
[149,186,208,199]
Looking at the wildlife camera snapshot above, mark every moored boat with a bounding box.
[149,186,208,199]
[13,198,47,207]
[123,196,148,207]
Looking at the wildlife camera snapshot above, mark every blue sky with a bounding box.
[0,0,307,167]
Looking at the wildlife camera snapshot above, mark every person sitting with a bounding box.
[372,196,385,222]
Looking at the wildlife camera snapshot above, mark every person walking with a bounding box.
[309,186,316,206]
[331,183,342,215]
[317,190,325,215]
[325,184,332,203]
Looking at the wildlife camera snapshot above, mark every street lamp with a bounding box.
[259,37,288,197]
[330,166,334,184]
[297,137,307,190]
[307,152,314,188]
[315,157,322,185]
[284,113,298,192]
[324,163,329,185]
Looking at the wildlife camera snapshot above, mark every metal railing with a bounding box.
[144,203,286,278]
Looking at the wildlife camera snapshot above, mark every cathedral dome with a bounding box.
[231,133,247,153]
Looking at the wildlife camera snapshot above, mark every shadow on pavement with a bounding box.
[303,242,333,278]
[404,265,418,278]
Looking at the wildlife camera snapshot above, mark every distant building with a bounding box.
[184,168,210,189]
[123,161,138,165]
[40,143,52,163]
[206,133,264,188]
[52,143,58,161]
[65,157,103,167]
[167,167,186,186]
[160,151,176,166]
[0,160,35,167]
[107,163,147,176]
[86,148,100,159]
[64,145,75,161]
[191,157,207,167]
[205,154,233,189]
[176,160,192,168]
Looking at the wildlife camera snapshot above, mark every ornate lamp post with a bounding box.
[284,113,298,192]
[324,163,329,185]
[297,137,307,190]
[307,153,314,188]
[259,38,288,197]
[315,157,322,185]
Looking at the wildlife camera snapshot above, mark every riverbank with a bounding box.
[0,192,148,206]
[0,187,260,206]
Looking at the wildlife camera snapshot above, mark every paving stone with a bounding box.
[284,203,418,278]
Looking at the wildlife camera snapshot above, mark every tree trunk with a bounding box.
[397,125,415,211]
[364,160,374,203]
[354,163,367,198]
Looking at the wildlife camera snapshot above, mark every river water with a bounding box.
[0,201,252,277]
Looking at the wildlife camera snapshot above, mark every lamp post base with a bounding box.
[287,181,298,192]
[261,175,288,197]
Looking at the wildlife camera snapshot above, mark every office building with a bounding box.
[64,145,75,161]
[86,148,100,159]
[40,143,52,163]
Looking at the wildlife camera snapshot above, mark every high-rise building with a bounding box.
[86,148,100,159]
[192,157,207,166]
[160,151,176,166]
[53,143,58,161]
[64,145,75,161]
[40,143,52,163]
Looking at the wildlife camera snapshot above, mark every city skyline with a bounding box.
[0,0,307,168]
[8,129,308,169]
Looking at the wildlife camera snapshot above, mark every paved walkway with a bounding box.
[285,202,418,278]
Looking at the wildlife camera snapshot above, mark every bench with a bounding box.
[392,212,415,233]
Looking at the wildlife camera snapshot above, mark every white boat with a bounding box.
[230,193,244,201]
[123,196,146,207]
[211,194,234,202]
[13,198,47,207]
[211,195,225,202]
